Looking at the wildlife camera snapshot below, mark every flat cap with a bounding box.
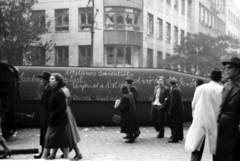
[125,75,133,84]
[170,78,178,84]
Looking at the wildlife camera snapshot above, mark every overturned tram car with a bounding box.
[0,63,22,137]
[16,66,209,127]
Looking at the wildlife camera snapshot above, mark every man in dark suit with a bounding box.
[150,76,170,138]
[168,78,184,143]
[124,75,140,139]
[34,71,51,159]
[214,57,240,161]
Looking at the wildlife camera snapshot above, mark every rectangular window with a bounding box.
[125,46,132,65]
[200,5,204,23]
[32,10,45,27]
[116,46,124,65]
[148,0,153,6]
[212,16,215,29]
[105,46,137,67]
[181,0,185,14]
[147,49,153,68]
[79,46,92,66]
[228,10,230,21]
[174,26,178,44]
[214,17,217,30]
[79,8,93,30]
[147,13,153,35]
[157,51,163,67]
[105,8,115,29]
[55,9,69,31]
[181,29,185,43]
[105,46,115,65]
[209,14,212,28]
[167,0,171,5]
[157,18,163,40]
[166,22,171,42]
[174,0,178,9]
[204,9,208,25]
[32,47,45,66]
[55,46,69,66]
[187,1,191,16]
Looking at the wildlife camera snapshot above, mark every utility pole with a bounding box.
[91,0,94,60]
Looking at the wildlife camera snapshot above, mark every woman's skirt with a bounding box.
[44,124,72,149]
[66,106,80,144]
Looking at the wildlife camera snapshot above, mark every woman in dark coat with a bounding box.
[117,84,139,143]
[41,73,72,159]
[50,83,82,160]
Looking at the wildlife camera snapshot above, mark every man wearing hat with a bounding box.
[34,71,51,159]
[150,76,170,138]
[185,69,223,161]
[124,75,140,139]
[168,78,184,143]
[214,57,240,161]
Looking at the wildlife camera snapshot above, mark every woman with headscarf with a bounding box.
[116,84,139,143]
[41,73,72,159]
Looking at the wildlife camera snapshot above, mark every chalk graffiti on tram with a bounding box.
[15,65,209,126]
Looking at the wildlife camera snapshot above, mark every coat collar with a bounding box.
[221,77,240,108]
[52,85,62,93]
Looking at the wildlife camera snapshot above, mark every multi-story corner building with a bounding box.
[226,0,240,39]
[32,0,240,68]
[191,0,226,37]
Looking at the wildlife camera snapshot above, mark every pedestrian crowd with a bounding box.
[1,57,240,161]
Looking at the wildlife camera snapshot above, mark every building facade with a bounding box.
[32,0,240,67]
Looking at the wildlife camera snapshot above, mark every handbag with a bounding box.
[112,114,121,124]
[112,106,121,124]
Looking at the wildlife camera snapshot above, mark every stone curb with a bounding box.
[0,148,38,155]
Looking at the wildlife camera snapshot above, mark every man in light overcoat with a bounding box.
[185,70,223,161]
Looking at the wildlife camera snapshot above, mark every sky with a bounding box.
[233,0,240,10]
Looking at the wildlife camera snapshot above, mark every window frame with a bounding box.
[78,7,93,31]
[55,46,69,66]
[55,9,69,32]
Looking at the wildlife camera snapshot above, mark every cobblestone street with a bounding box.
[4,125,212,161]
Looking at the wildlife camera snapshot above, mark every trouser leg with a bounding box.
[0,137,9,151]
[158,108,165,136]
[191,138,205,161]
[150,107,160,131]
[171,113,182,141]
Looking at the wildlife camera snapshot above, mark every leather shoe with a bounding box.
[0,150,11,159]
[46,154,56,160]
[72,154,83,160]
[157,132,164,138]
[157,135,164,138]
[123,136,130,139]
[168,139,178,143]
[125,139,135,143]
[34,153,42,159]
[133,133,140,139]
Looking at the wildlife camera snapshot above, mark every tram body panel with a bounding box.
[16,66,209,126]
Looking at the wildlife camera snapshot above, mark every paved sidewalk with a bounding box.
[4,125,212,161]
